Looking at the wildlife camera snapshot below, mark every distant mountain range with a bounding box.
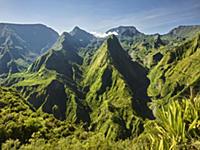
[106,26,143,37]
[0,23,58,76]
[1,23,200,77]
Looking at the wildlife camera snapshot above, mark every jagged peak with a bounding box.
[52,31,81,51]
[61,31,71,36]
[89,34,123,65]
[107,34,118,40]
[70,26,93,36]
[69,26,96,47]
[85,33,152,119]
[87,35,123,71]
[106,34,119,44]
[103,34,123,54]
[71,26,82,32]
[58,32,73,42]
[90,34,133,70]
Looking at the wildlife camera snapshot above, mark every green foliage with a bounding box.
[148,34,200,103]
[1,90,199,150]
[132,96,200,150]
[0,87,76,149]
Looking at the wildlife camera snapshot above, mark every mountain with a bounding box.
[82,35,153,139]
[68,26,103,67]
[0,23,59,76]
[29,32,83,76]
[52,32,82,51]
[0,23,59,54]
[105,26,167,68]
[83,35,151,116]
[2,34,153,140]
[70,26,96,47]
[113,25,200,69]
[3,32,86,120]
[106,26,143,38]
[148,33,200,104]
[165,25,200,39]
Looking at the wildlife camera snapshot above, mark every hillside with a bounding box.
[163,25,200,41]
[0,23,59,76]
[2,32,86,121]
[0,87,79,149]
[2,34,154,140]
[111,25,200,69]
[0,23,59,54]
[82,35,153,139]
[148,33,200,104]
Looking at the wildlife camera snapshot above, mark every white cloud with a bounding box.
[90,31,118,38]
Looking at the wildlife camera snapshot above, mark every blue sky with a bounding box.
[0,0,200,34]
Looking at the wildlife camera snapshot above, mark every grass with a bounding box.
[132,95,200,150]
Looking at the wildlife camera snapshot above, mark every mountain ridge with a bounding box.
[70,26,96,47]
[106,26,143,38]
[2,34,154,140]
[0,23,59,76]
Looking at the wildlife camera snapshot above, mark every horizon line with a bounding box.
[1,21,200,36]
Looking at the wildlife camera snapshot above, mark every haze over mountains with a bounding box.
[0,23,200,149]
[0,23,58,76]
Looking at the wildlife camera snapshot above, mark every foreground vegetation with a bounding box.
[0,86,199,149]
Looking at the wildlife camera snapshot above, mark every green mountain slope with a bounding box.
[29,33,83,78]
[106,26,166,68]
[2,34,154,141]
[148,34,200,105]
[2,32,91,122]
[0,49,20,75]
[82,35,153,139]
[109,25,200,69]
[0,27,32,76]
